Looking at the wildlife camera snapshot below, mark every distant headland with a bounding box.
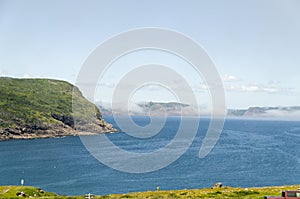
[97,101,300,120]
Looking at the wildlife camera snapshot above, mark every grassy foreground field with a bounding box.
[0,185,299,199]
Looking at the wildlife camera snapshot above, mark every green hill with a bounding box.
[0,77,115,141]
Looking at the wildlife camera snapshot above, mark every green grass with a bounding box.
[0,77,109,137]
[0,186,57,198]
[0,185,299,199]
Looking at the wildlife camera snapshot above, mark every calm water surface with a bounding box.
[0,116,299,195]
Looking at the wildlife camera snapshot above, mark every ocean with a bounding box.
[0,116,299,195]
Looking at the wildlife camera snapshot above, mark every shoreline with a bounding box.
[0,131,118,142]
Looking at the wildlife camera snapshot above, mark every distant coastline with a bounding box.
[97,101,300,120]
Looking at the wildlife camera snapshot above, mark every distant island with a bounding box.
[0,77,116,141]
[97,101,300,120]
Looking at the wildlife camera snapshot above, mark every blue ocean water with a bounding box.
[0,116,299,196]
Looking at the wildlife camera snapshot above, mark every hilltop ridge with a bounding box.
[0,77,116,141]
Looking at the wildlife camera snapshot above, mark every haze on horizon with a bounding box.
[0,0,300,109]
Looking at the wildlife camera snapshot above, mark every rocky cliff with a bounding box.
[0,77,116,141]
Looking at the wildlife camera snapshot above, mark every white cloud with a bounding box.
[222,74,240,82]
[98,82,115,88]
[192,83,209,92]
[142,84,166,91]
[267,80,281,85]
[225,84,293,94]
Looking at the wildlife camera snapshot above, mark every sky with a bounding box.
[0,0,300,109]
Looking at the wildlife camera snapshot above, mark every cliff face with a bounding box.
[0,77,116,141]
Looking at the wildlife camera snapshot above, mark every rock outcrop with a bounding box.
[211,182,223,189]
[0,77,116,141]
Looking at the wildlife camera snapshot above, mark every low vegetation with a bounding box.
[0,77,115,140]
[0,185,299,199]
[0,186,57,198]
[0,77,98,128]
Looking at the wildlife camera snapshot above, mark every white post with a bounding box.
[21,179,24,186]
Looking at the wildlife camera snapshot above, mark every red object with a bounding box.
[264,190,300,199]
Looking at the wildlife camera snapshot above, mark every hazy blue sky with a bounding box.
[0,0,300,109]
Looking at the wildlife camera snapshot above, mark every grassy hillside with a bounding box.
[0,186,57,198]
[0,77,115,140]
[0,185,299,198]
